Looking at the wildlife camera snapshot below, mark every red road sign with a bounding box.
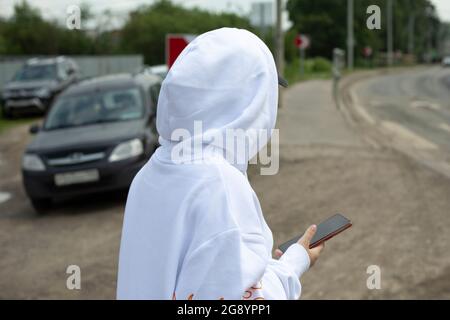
[166,34,196,69]
[295,35,302,48]
[295,34,310,50]
[363,46,373,57]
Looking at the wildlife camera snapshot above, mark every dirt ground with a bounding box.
[0,125,124,299]
[0,78,449,299]
[253,145,450,299]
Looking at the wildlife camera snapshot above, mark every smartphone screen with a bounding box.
[278,214,352,253]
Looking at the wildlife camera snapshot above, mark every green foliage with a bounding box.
[120,0,254,65]
[308,57,332,72]
[0,0,252,62]
[0,1,96,55]
[0,111,36,133]
[284,57,332,84]
[286,0,347,60]
[286,0,441,64]
[0,0,442,69]
[284,28,299,63]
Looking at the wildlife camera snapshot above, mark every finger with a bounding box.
[299,225,317,246]
[310,242,325,255]
[274,249,283,259]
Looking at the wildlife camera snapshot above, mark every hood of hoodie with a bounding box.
[156,28,279,172]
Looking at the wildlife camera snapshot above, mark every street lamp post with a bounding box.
[408,0,415,55]
[426,6,434,64]
[387,0,394,66]
[275,0,284,108]
[347,0,354,70]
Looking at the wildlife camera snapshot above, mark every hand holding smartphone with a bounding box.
[278,214,352,253]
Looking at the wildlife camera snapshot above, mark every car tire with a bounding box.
[30,197,52,213]
[1,106,13,119]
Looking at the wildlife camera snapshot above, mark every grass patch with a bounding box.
[0,112,38,134]
[284,57,332,85]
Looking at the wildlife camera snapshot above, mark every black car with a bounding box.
[22,72,161,212]
[1,56,79,117]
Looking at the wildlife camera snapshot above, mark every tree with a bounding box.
[0,1,97,55]
[286,0,347,59]
[120,0,254,65]
[286,0,441,64]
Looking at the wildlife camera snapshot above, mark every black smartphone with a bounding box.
[278,214,352,253]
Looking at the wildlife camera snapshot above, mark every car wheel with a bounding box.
[1,106,13,119]
[30,197,52,213]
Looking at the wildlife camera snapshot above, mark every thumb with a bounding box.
[300,225,317,247]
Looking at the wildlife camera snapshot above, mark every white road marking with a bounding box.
[410,100,441,111]
[350,91,376,125]
[0,192,12,204]
[439,123,450,133]
[381,121,438,150]
[356,104,376,125]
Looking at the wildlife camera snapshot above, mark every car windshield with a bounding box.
[14,64,57,81]
[44,87,144,130]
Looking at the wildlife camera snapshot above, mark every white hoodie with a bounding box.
[117,28,310,300]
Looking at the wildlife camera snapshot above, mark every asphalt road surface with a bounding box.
[350,66,450,177]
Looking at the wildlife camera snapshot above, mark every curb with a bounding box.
[336,67,450,180]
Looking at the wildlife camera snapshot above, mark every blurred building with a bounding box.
[249,1,292,32]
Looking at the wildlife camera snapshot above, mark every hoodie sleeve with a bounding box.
[173,227,310,300]
[245,243,310,300]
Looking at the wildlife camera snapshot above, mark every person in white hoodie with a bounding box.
[117,28,324,300]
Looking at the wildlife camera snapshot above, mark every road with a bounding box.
[349,66,450,177]
[0,69,450,299]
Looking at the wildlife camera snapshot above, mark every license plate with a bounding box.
[7,99,34,106]
[54,169,100,186]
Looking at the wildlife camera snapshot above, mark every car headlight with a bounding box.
[22,154,46,171]
[35,87,50,98]
[109,138,144,162]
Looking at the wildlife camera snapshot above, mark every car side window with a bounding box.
[149,84,161,115]
[57,62,68,80]
[56,63,66,79]
[67,60,77,75]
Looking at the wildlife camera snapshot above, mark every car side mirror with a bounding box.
[67,68,75,76]
[29,124,40,134]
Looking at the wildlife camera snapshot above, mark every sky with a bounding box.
[431,0,450,22]
[1,0,450,24]
[0,0,264,19]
